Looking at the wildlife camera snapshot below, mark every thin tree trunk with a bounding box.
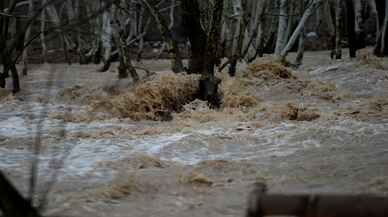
[112,0,139,81]
[368,0,379,46]
[256,0,268,58]
[295,27,305,66]
[169,0,175,29]
[295,0,305,66]
[142,0,184,73]
[285,1,295,42]
[181,0,207,74]
[46,4,72,64]
[115,35,139,82]
[324,0,335,34]
[10,64,20,93]
[200,0,224,107]
[346,0,357,58]
[231,0,242,58]
[380,0,388,54]
[73,0,86,64]
[334,0,342,59]
[22,0,34,75]
[275,0,289,57]
[100,3,113,72]
[41,0,48,63]
[280,0,323,59]
[250,0,267,57]
[353,0,362,34]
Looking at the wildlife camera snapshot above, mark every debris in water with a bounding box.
[281,103,320,121]
[179,171,213,187]
[219,75,259,108]
[247,62,296,80]
[90,73,200,121]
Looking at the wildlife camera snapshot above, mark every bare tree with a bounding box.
[280,0,324,62]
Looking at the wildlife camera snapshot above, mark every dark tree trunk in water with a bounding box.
[1,57,20,93]
[118,42,139,81]
[346,0,357,58]
[10,65,20,93]
[9,3,25,93]
[0,63,6,88]
[0,55,6,88]
[181,0,207,74]
[99,58,112,72]
[93,43,102,64]
[79,52,88,65]
[228,57,237,77]
[112,11,139,82]
[200,0,224,108]
[375,0,388,56]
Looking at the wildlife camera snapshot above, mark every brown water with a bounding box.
[1,53,388,216]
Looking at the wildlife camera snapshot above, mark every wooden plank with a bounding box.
[247,183,388,217]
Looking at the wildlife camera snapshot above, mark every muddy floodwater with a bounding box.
[1,51,388,217]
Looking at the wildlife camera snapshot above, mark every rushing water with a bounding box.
[1,99,388,186]
[1,61,388,193]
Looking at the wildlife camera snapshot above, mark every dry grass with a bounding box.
[135,154,165,169]
[219,74,259,109]
[304,81,338,101]
[280,103,320,121]
[85,61,301,122]
[178,171,213,187]
[177,106,262,123]
[93,175,137,200]
[90,73,200,121]
[357,48,385,69]
[247,61,296,80]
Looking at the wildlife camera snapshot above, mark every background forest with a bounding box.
[1,0,388,97]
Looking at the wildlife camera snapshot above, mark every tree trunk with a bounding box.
[181,0,207,74]
[142,0,184,73]
[346,0,357,58]
[255,0,268,58]
[12,2,25,93]
[112,1,139,82]
[379,0,388,55]
[10,64,20,93]
[200,0,224,107]
[22,0,34,75]
[41,0,48,63]
[368,0,379,46]
[285,1,295,43]
[100,3,113,72]
[275,0,289,57]
[353,0,362,34]
[280,0,323,60]
[295,0,305,66]
[231,0,243,58]
[45,4,72,64]
[334,0,343,59]
[117,40,139,82]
